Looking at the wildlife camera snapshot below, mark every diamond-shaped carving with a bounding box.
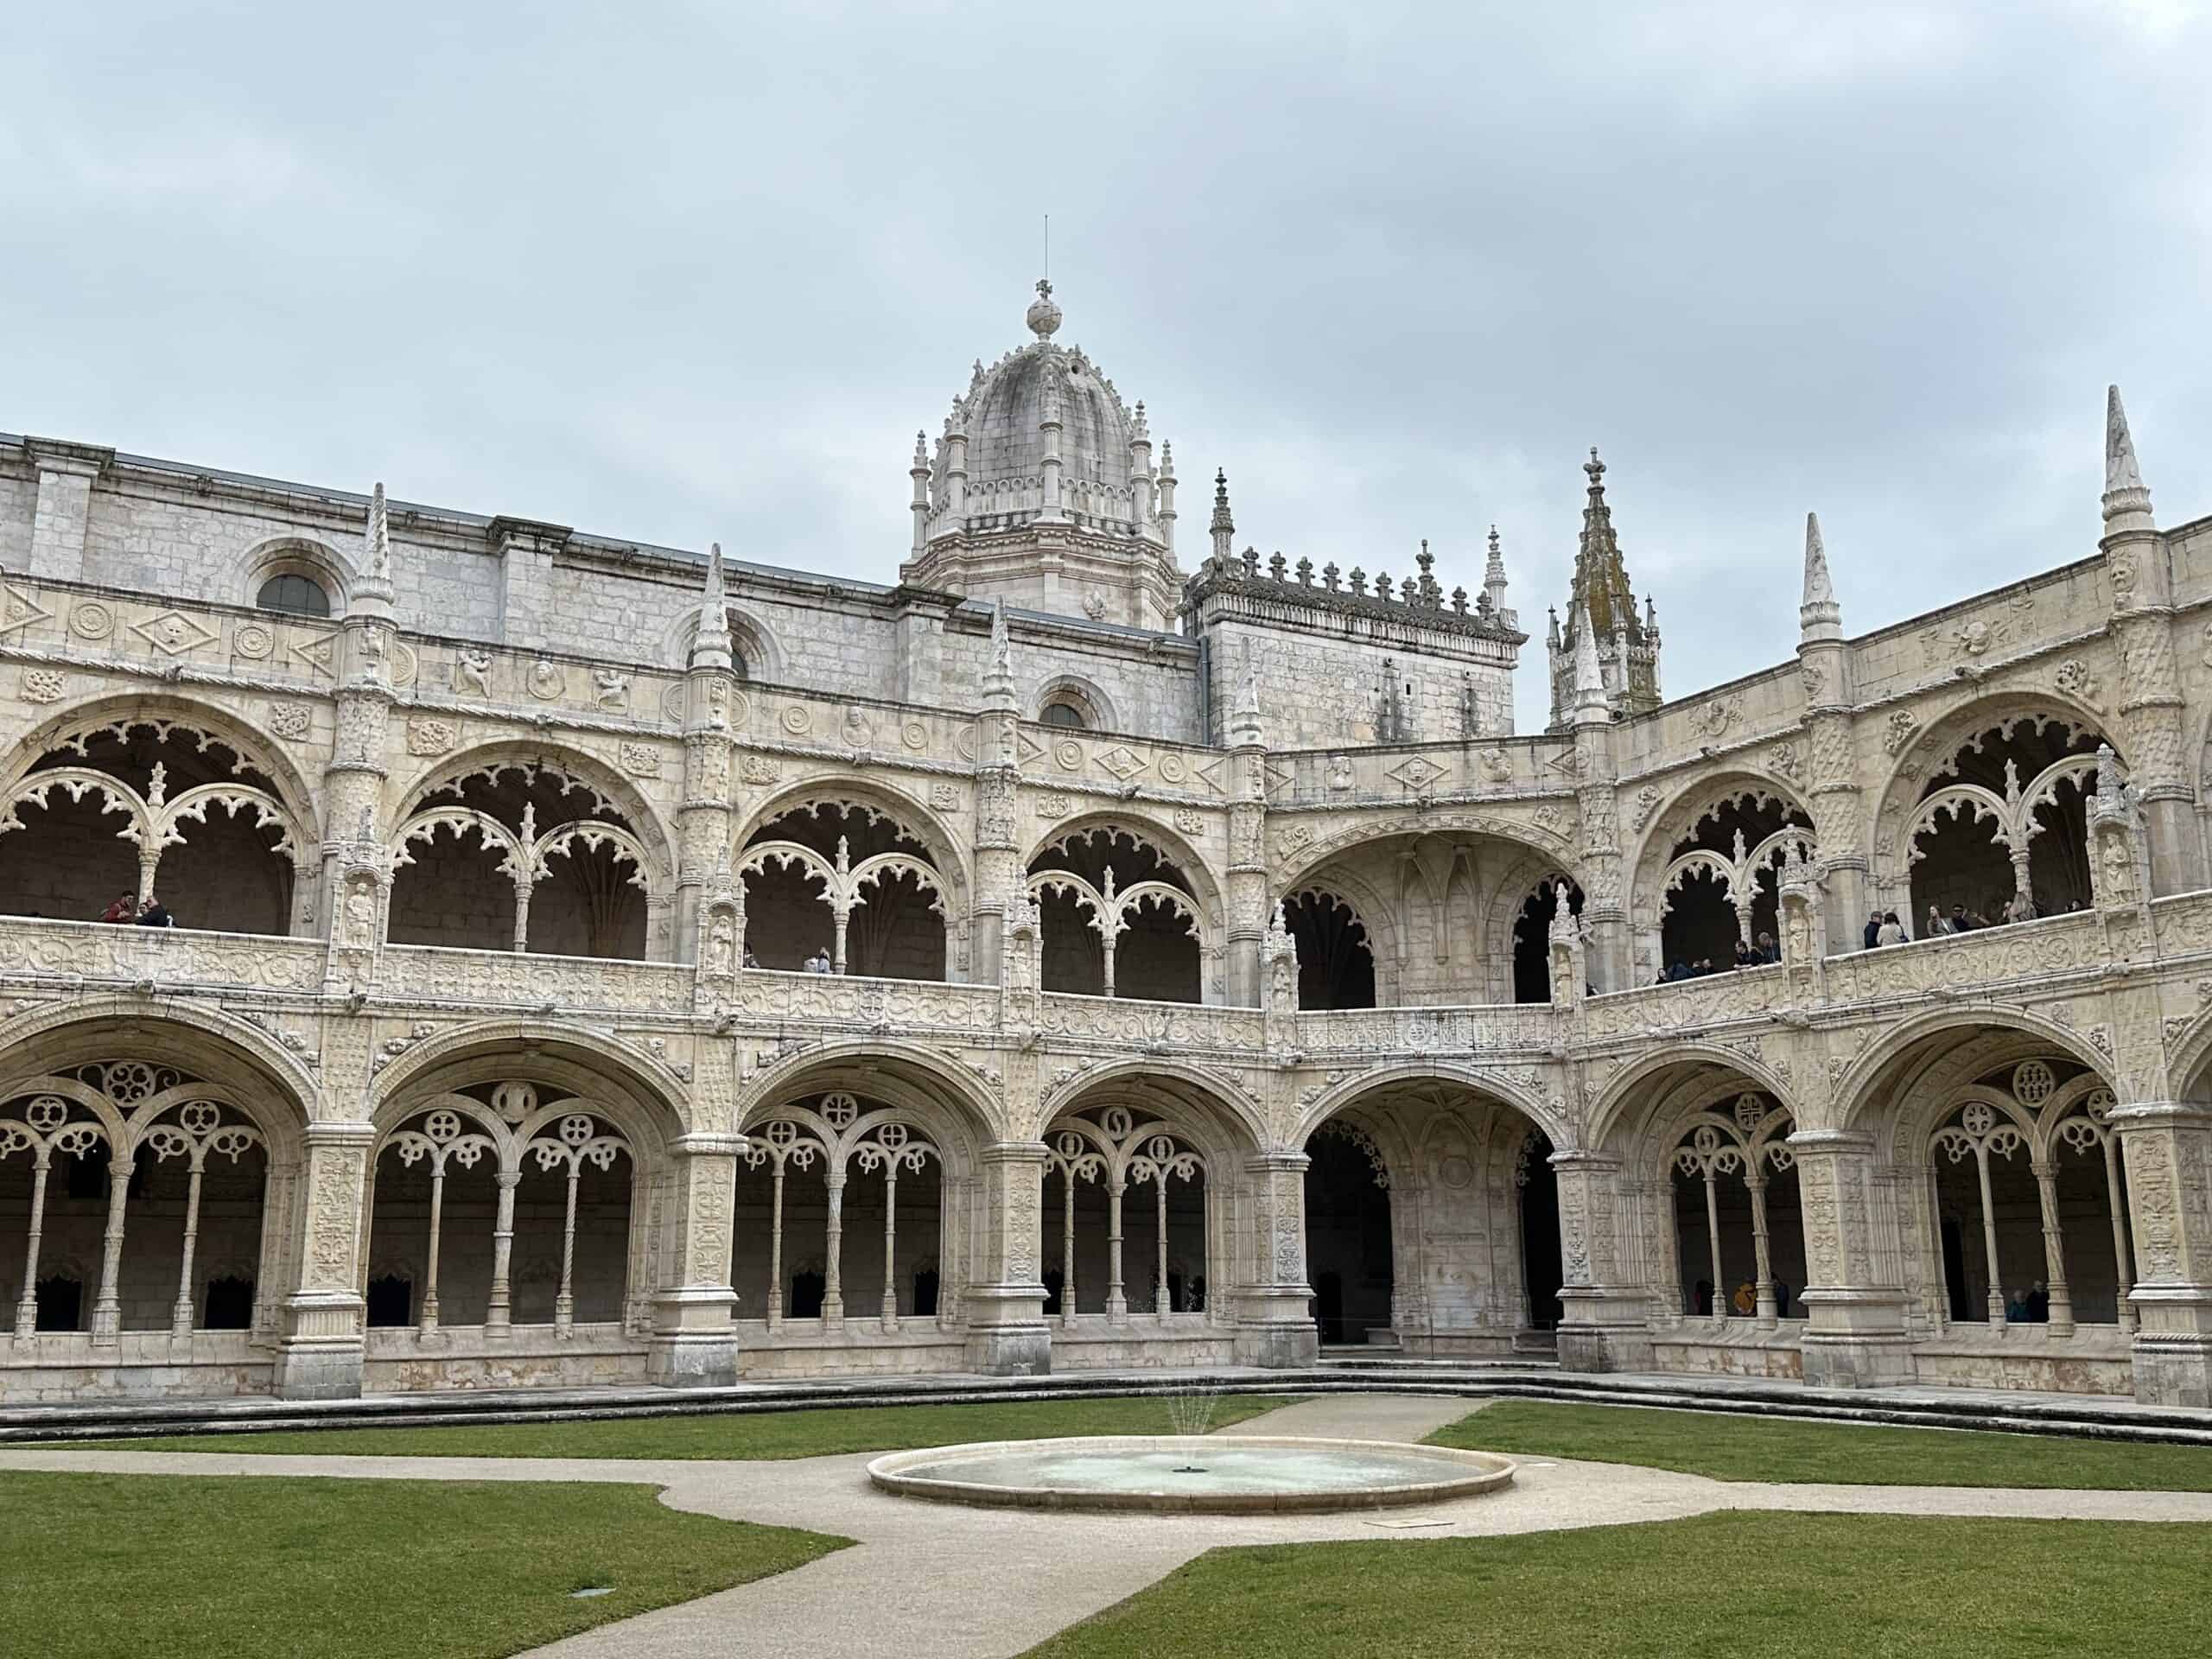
[0,582,55,641]
[129,608,218,658]
[1096,744,1149,783]
[1192,755,1227,795]
[289,629,338,678]
[1389,755,1447,791]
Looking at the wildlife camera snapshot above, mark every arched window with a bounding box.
[1040,702,1086,730]
[255,574,331,618]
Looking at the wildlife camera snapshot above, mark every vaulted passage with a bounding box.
[1281,888,1375,1011]
[1304,1081,1560,1355]
[1657,791,1811,975]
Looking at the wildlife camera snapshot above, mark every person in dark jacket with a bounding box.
[137,897,174,927]
[1863,911,1882,950]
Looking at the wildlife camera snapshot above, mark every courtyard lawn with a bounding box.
[1428,1400,2212,1490]
[72,1393,1299,1459]
[1022,1510,2212,1659]
[0,1470,843,1659]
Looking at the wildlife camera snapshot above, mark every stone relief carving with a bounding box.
[527,660,565,700]
[619,741,661,777]
[265,702,312,741]
[593,667,632,711]
[405,716,458,756]
[1882,709,1919,755]
[454,647,494,696]
[18,668,65,703]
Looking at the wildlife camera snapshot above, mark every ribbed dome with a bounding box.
[937,283,1139,497]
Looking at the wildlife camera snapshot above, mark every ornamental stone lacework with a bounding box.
[0,1062,270,1344]
[6,310,2212,1409]
[1044,1106,1205,1322]
[368,1086,632,1339]
[741,1092,939,1332]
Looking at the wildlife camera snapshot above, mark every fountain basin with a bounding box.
[866,1434,1516,1514]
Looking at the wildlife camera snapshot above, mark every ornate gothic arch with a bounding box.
[1274,811,1572,895]
[1867,696,2113,897]
[1290,1061,1573,1154]
[736,1039,1005,1168]
[368,1020,691,1154]
[1626,774,1815,966]
[1834,1008,2117,1147]
[1587,1042,1802,1154]
[735,779,971,902]
[1039,1058,1268,1160]
[7,694,324,847]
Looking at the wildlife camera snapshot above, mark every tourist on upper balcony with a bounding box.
[2005,893,2038,925]
[1756,931,1779,963]
[98,892,136,924]
[1733,940,1762,969]
[1863,910,1883,950]
[803,949,832,974]
[1877,912,1909,946]
[137,896,174,928]
[1926,905,1952,938]
[1949,904,1982,933]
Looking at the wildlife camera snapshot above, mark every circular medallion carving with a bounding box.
[1158,753,1187,785]
[232,620,274,658]
[2012,1061,2056,1106]
[901,721,929,753]
[1436,1154,1473,1190]
[781,704,813,735]
[1053,739,1084,772]
[69,601,114,641]
[528,661,565,700]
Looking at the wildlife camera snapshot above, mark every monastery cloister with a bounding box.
[3,289,2211,1409]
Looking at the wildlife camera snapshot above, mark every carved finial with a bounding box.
[364,481,391,583]
[982,596,1015,715]
[1229,640,1264,747]
[1548,879,1579,947]
[690,543,732,673]
[1585,447,1605,489]
[912,430,929,469]
[1483,524,1509,615]
[1573,595,1606,716]
[1026,276,1063,340]
[1210,469,1236,568]
[1799,511,1841,641]
[2096,742,2125,809]
[1132,400,1149,441]
[2103,384,2152,528]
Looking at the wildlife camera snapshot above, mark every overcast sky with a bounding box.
[4,2,2207,724]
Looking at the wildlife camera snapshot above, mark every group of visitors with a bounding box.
[800,949,833,974]
[1657,931,1779,983]
[1863,893,2076,950]
[2005,1281,2053,1323]
[96,891,173,927]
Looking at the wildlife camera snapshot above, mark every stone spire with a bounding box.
[1228,638,1264,747]
[909,430,932,555]
[1482,524,1510,616]
[983,596,1015,712]
[1572,595,1607,721]
[1799,511,1841,642]
[690,543,732,671]
[1549,446,1660,731]
[354,481,395,613]
[1209,470,1236,571]
[1157,441,1179,555]
[2103,384,2153,531]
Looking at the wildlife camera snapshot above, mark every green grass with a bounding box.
[1428,1400,2212,1490]
[75,1393,1299,1459]
[1021,1510,2212,1658]
[0,1470,844,1659]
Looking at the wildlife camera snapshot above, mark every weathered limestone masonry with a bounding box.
[2,290,2211,1410]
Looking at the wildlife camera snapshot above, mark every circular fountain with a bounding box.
[866,1435,1516,1514]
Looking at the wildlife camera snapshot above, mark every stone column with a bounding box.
[962,1141,1053,1376]
[2110,1103,2212,1408]
[270,1121,374,1401]
[646,1131,744,1388]
[1551,1149,1654,1372]
[1573,696,1627,993]
[1234,1151,1319,1368]
[321,485,399,986]
[677,549,740,966]
[1788,1128,1916,1388]
[1224,655,1269,1008]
